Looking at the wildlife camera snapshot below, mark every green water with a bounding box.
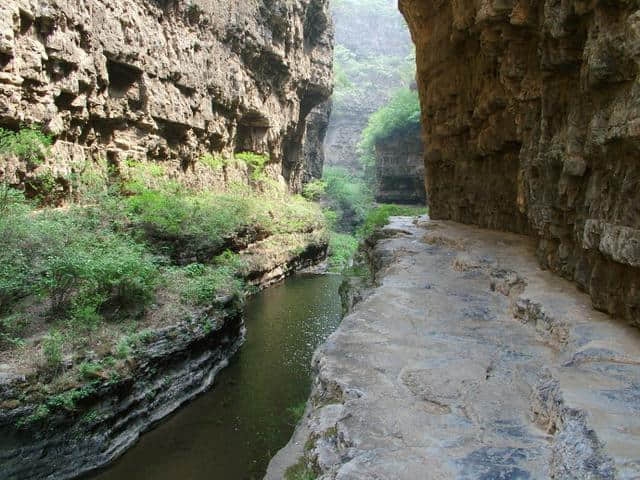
[90,273,343,480]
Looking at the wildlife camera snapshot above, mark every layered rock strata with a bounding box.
[267,216,640,479]
[374,123,426,204]
[0,0,333,193]
[399,0,640,323]
[0,238,328,480]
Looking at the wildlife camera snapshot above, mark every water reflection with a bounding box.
[89,274,343,480]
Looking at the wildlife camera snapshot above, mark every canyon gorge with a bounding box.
[0,1,639,480]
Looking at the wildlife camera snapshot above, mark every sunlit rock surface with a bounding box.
[268,216,640,479]
[0,0,333,191]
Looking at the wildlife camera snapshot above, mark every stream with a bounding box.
[88,273,343,480]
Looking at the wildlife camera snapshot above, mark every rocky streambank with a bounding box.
[267,216,640,479]
[0,234,328,480]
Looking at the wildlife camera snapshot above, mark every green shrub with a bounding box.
[121,158,170,192]
[70,158,111,202]
[284,458,317,480]
[0,313,27,349]
[322,167,373,230]
[358,88,421,168]
[88,237,158,311]
[328,233,358,272]
[0,194,158,330]
[42,330,64,370]
[287,401,307,424]
[26,168,61,206]
[213,250,248,274]
[235,152,269,181]
[115,337,132,359]
[126,188,250,254]
[0,126,52,166]
[39,238,94,313]
[37,221,158,316]
[199,154,228,170]
[0,184,27,213]
[47,383,97,411]
[78,361,102,379]
[302,179,326,201]
[0,203,60,312]
[176,263,245,305]
[358,204,428,239]
[17,404,51,428]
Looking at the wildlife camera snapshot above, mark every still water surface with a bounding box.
[90,273,343,480]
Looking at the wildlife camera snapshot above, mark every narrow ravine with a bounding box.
[86,274,343,480]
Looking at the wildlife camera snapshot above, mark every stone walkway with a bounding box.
[267,216,640,479]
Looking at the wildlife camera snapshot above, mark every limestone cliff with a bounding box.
[0,0,333,193]
[374,123,425,204]
[400,0,640,324]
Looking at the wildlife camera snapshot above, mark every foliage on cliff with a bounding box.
[305,168,427,272]
[330,0,414,117]
[358,88,421,168]
[332,45,415,114]
[0,142,326,382]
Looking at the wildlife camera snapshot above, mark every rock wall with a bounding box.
[374,123,425,204]
[399,0,640,324]
[0,0,333,193]
[301,100,331,184]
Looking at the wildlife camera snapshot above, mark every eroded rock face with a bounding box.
[301,100,332,185]
[0,0,333,192]
[399,0,640,324]
[374,123,426,204]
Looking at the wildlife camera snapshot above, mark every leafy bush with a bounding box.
[235,152,269,181]
[42,330,64,370]
[199,154,228,170]
[322,167,374,230]
[302,180,326,201]
[78,361,102,379]
[0,313,27,348]
[287,401,307,424]
[69,158,111,203]
[121,158,173,193]
[0,126,52,166]
[285,458,317,480]
[358,88,421,168]
[0,194,158,328]
[173,262,245,305]
[357,204,428,239]
[328,233,359,272]
[35,216,158,317]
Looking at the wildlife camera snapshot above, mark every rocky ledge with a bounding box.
[0,235,327,480]
[267,216,640,479]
